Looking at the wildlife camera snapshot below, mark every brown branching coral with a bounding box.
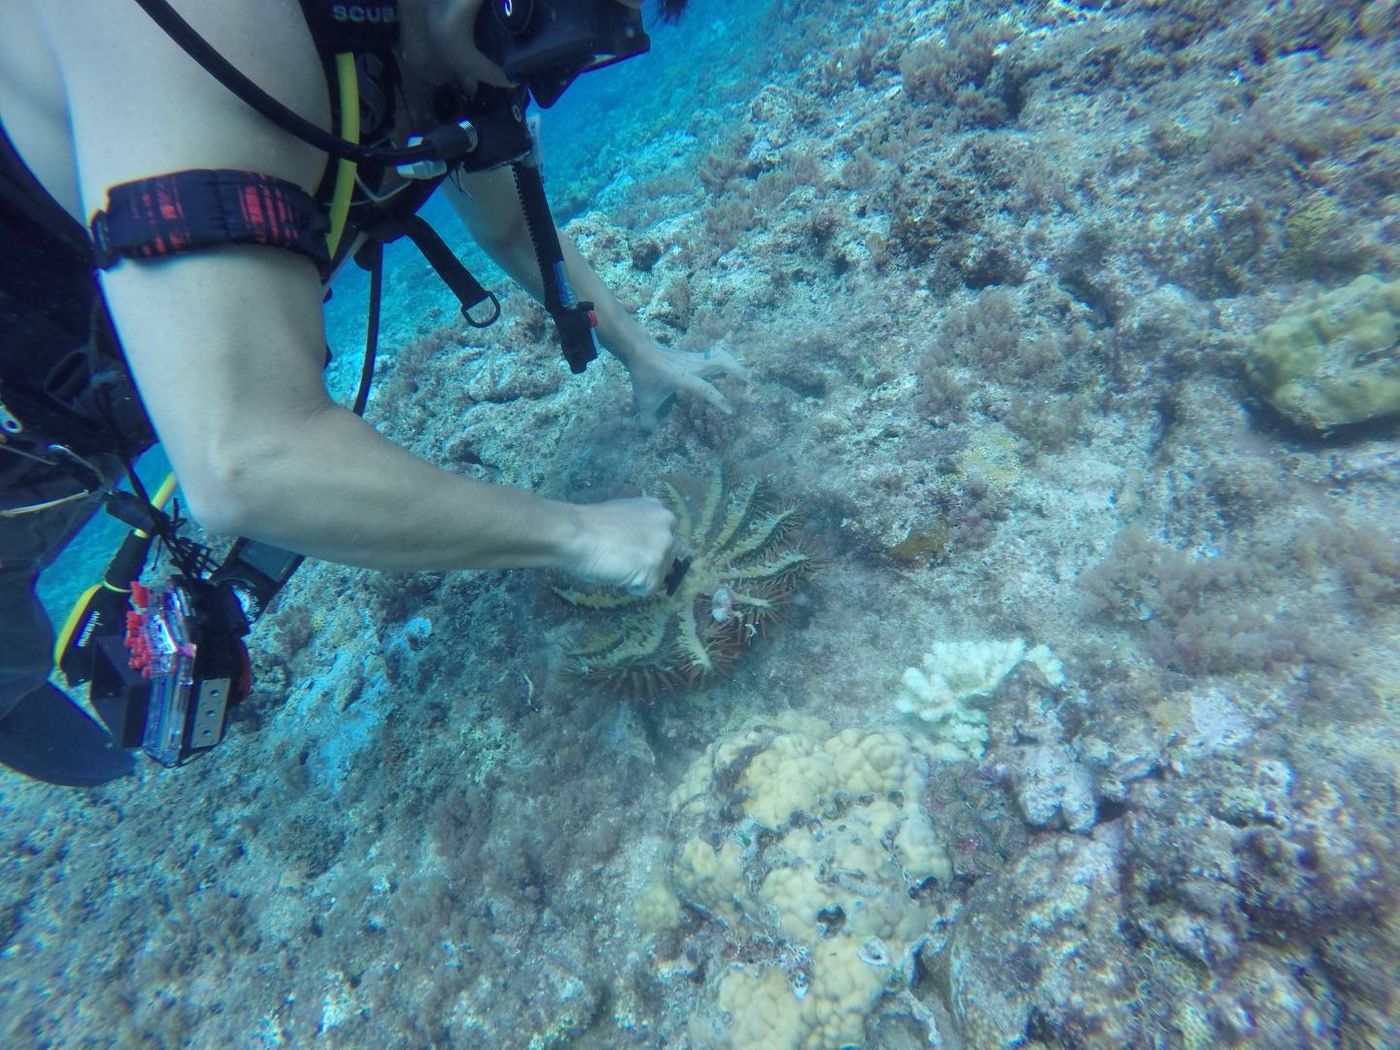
[554,469,816,698]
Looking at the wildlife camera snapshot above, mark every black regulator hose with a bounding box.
[510,159,598,373]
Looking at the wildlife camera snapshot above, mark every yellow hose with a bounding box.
[136,473,179,540]
[56,587,102,658]
[53,471,180,665]
[325,52,361,259]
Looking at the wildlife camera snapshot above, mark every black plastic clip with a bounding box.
[663,556,691,596]
[90,211,117,270]
[463,291,501,329]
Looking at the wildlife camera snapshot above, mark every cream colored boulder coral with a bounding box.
[1246,275,1400,431]
[639,714,951,1049]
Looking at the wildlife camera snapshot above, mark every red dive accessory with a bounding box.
[90,169,331,276]
[91,574,254,768]
[68,486,300,770]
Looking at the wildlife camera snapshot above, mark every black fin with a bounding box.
[0,683,134,787]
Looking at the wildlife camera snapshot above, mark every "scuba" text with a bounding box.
[331,4,397,23]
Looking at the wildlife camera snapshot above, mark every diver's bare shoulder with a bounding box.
[16,0,336,531]
[30,0,330,201]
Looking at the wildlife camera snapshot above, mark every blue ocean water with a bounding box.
[6,1,1400,1047]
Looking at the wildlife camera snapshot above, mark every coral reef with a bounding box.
[9,0,1400,1044]
[1246,273,1400,430]
[554,469,815,696]
[893,637,1063,761]
[981,664,1100,833]
[951,830,1139,1045]
[933,669,1400,1049]
[639,714,950,1049]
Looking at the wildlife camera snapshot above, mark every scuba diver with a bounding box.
[0,0,743,786]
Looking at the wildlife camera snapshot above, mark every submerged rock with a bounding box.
[1246,274,1400,431]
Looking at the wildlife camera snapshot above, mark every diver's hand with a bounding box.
[625,343,749,432]
[564,497,677,594]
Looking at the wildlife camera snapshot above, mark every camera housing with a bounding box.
[89,577,252,767]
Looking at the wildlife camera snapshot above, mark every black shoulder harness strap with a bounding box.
[0,123,91,263]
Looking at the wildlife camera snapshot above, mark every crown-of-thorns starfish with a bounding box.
[554,469,816,697]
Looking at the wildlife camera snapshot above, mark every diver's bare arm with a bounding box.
[109,250,598,572]
[218,409,593,573]
[443,168,653,366]
[43,0,590,573]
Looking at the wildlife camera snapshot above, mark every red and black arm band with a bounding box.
[90,169,330,277]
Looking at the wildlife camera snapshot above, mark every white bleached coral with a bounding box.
[894,638,1063,761]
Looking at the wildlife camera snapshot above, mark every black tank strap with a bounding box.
[349,177,500,327]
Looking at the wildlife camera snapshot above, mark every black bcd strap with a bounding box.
[511,159,597,373]
[400,215,500,327]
